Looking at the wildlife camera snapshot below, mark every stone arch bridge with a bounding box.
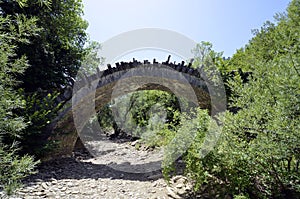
[43,57,223,161]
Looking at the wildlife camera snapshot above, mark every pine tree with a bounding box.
[0,0,41,194]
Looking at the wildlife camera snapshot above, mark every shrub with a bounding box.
[0,6,40,194]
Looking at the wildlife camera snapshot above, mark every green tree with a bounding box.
[215,52,300,198]
[228,0,300,72]
[0,0,88,92]
[81,40,103,75]
[0,0,40,194]
[93,90,180,144]
[191,41,225,70]
[0,0,93,158]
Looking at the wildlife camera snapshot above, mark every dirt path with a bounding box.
[2,136,194,199]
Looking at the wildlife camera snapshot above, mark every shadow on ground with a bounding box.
[22,156,164,186]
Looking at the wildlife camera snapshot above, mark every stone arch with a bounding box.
[43,60,213,161]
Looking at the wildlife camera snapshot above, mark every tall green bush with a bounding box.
[219,54,300,198]
[166,1,300,198]
[18,91,62,157]
[0,1,40,194]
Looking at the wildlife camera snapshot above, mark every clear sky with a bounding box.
[82,0,290,62]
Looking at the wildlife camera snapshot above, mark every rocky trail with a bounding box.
[2,135,195,199]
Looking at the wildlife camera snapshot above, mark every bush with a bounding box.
[163,53,300,199]
[0,7,40,194]
[0,145,38,195]
[162,2,300,198]
[219,55,300,198]
[17,91,63,158]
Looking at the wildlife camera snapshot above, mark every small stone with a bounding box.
[152,181,158,187]
[35,191,45,196]
[51,178,58,184]
[167,187,181,199]
[66,182,73,187]
[100,192,106,196]
[41,182,48,189]
[177,189,187,196]
[51,181,57,185]
[46,192,54,197]
[46,181,52,186]
[117,181,122,185]
[175,183,184,189]
[90,184,97,188]
[131,140,139,146]
[72,190,79,194]
[172,175,188,184]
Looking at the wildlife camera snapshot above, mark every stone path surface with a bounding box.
[2,137,194,199]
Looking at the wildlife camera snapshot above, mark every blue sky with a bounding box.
[82,0,290,62]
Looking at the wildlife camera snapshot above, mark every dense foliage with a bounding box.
[163,1,300,198]
[0,0,88,92]
[0,0,40,193]
[95,90,180,146]
[0,0,91,194]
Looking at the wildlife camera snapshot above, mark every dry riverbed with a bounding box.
[1,137,195,199]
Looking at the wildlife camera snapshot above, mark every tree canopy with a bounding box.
[0,0,88,92]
